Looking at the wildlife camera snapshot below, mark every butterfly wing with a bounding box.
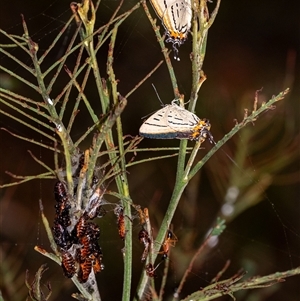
[139,105,180,139]
[166,0,192,41]
[166,104,199,129]
[149,0,192,60]
[139,103,203,140]
[165,104,201,139]
[150,0,192,41]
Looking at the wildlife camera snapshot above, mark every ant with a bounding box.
[114,205,126,240]
[160,230,178,260]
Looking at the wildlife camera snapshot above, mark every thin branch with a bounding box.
[126,153,180,167]
[27,150,56,176]
[1,128,59,152]
[174,218,226,299]
[38,15,76,64]
[0,88,46,107]
[0,96,54,131]
[125,59,165,99]
[188,88,290,180]
[0,172,54,188]
[0,28,31,54]
[142,1,180,98]
[0,65,40,92]
[207,0,222,29]
[0,47,35,75]
[107,21,133,301]
[38,199,59,255]
[180,267,300,301]
[64,66,99,123]
[65,46,88,131]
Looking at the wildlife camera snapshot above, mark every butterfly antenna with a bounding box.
[151,83,164,107]
[209,134,242,170]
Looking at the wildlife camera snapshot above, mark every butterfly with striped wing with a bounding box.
[149,0,192,61]
[139,100,212,142]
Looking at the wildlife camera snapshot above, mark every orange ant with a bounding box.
[160,230,178,259]
[114,205,126,240]
[144,230,178,278]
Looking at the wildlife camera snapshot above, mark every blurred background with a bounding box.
[0,0,299,300]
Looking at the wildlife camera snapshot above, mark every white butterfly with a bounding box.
[139,100,211,141]
[149,0,192,60]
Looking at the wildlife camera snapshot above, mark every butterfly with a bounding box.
[139,100,211,141]
[149,0,192,61]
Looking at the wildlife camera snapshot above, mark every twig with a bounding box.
[1,128,59,152]
[27,150,56,176]
[125,59,165,99]
[173,218,226,299]
[0,172,54,188]
[188,88,290,180]
[142,1,180,98]
[180,267,300,301]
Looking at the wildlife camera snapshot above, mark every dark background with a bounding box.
[0,0,299,300]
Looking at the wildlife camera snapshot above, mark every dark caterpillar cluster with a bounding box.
[76,214,104,283]
[53,155,104,283]
[52,181,75,250]
[52,153,178,283]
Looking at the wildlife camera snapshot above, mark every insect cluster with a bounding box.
[139,227,178,278]
[52,153,104,283]
[52,153,179,282]
[137,208,178,278]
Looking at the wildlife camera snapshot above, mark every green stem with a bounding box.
[142,1,179,97]
[107,24,133,301]
[188,88,290,180]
